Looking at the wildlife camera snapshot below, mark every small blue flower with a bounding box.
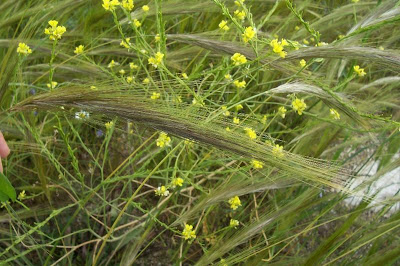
[96,129,104,138]
[29,88,36,95]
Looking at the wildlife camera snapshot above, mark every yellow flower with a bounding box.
[44,20,66,40]
[233,117,240,124]
[218,20,229,31]
[233,80,246,89]
[234,10,246,20]
[133,19,141,28]
[338,35,345,39]
[155,186,169,196]
[261,115,267,125]
[272,144,284,158]
[251,159,263,169]
[102,0,120,11]
[242,26,255,43]
[47,81,58,89]
[244,127,257,140]
[108,60,119,68]
[228,196,241,210]
[105,121,114,130]
[270,38,288,58]
[156,132,171,147]
[278,106,287,118]
[171,177,184,188]
[120,38,131,48]
[143,78,150,84]
[353,65,366,77]
[142,5,149,12]
[231,53,247,66]
[126,76,134,83]
[222,106,230,116]
[292,98,307,115]
[74,45,85,55]
[18,190,26,200]
[300,59,306,67]
[181,73,188,79]
[224,74,232,80]
[119,69,126,75]
[317,42,328,46]
[234,0,245,6]
[235,104,243,111]
[230,219,239,228]
[151,92,161,100]
[330,108,340,120]
[122,0,134,11]
[129,62,138,69]
[303,39,310,45]
[148,52,164,68]
[182,224,196,240]
[295,25,300,30]
[17,43,32,55]
[90,86,97,90]
[192,98,205,107]
[225,127,231,132]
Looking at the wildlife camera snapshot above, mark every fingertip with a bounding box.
[0,132,10,158]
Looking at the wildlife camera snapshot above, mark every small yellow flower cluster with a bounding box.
[105,121,114,130]
[353,65,366,77]
[102,0,120,11]
[171,177,184,188]
[330,108,340,120]
[126,76,134,83]
[181,73,188,79]
[18,190,26,200]
[155,185,169,196]
[231,53,247,66]
[148,52,164,68]
[272,144,284,158]
[270,38,288,58]
[219,20,229,31]
[142,5,149,12]
[133,19,141,28]
[182,224,196,240]
[251,159,263,169]
[151,92,160,100]
[244,127,257,140]
[300,59,306,67]
[235,0,245,5]
[108,59,119,68]
[156,132,171,147]
[17,43,32,55]
[233,117,240,124]
[44,20,67,41]
[224,74,232,81]
[74,45,85,55]
[120,38,131,49]
[292,98,307,115]
[47,81,58,89]
[143,78,150,84]
[236,104,243,111]
[222,106,230,116]
[242,26,255,43]
[228,196,242,210]
[119,69,126,75]
[122,0,134,11]
[230,219,239,228]
[234,10,246,20]
[260,115,267,125]
[130,62,138,69]
[278,106,287,118]
[233,79,246,89]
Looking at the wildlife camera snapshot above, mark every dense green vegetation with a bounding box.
[1,0,400,264]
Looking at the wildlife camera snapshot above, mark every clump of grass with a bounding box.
[0,0,400,265]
